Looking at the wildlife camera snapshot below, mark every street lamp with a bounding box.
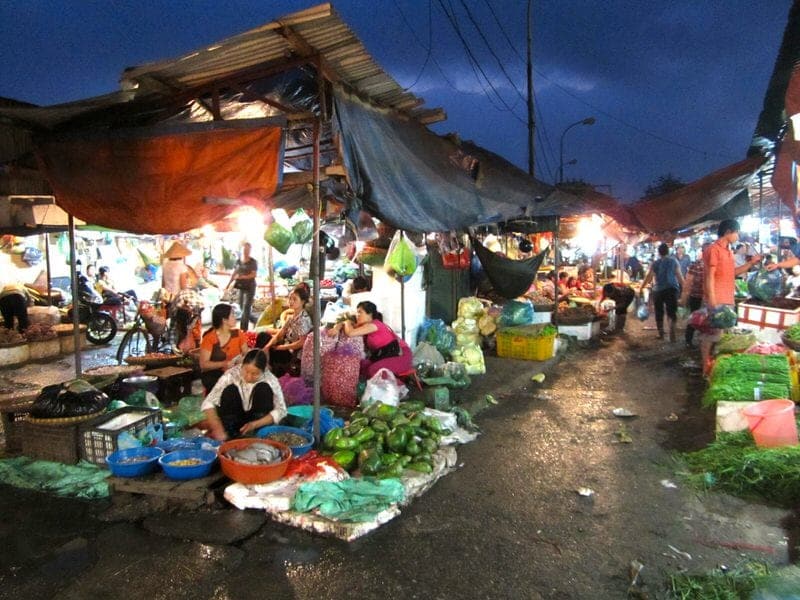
[558,117,596,184]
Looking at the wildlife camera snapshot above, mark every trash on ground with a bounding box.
[660,479,678,489]
[485,394,498,405]
[531,373,546,383]
[665,413,679,421]
[667,544,692,560]
[612,407,636,418]
[576,487,595,497]
[615,425,633,443]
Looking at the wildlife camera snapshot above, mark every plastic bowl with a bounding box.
[105,446,164,477]
[286,405,333,428]
[218,438,291,485]
[159,449,218,480]
[255,425,314,457]
[158,437,222,453]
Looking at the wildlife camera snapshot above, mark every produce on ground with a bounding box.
[703,354,791,407]
[23,323,57,342]
[323,400,448,478]
[668,561,772,599]
[0,326,25,346]
[713,331,757,355]
[679,427,800,507]
[784,322,800,344]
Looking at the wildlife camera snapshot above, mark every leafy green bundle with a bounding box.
[703,354,791,407]
[680,429,800,507]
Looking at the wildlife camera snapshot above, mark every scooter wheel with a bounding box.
[86,312,117,345]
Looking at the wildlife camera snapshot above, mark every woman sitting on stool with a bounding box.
[201,349,286,441]
[328,300,412,379]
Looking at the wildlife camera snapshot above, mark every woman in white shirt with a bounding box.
[201,349,287,441]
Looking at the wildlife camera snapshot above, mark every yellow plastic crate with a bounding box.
[496,327,555,361]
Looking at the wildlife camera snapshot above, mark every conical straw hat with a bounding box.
[163,241,192,259]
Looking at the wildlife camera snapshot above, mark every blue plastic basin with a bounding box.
[255,425,314,457]
[106,447,164,477]
[159,449,218,480]
[285,406,333,428]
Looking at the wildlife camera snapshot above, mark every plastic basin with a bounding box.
[159,449,218,480]
[106,446,164,477]
[255,425,314,457]
[742,399,799,448]
[157,437,221,453]
[286,405,333,428]
[218,438,291,485]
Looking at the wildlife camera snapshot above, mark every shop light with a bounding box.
[740,215,759,234]
[575,215,603,254]
[791,114,800,141]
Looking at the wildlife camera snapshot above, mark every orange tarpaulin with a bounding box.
[35,125,283,234]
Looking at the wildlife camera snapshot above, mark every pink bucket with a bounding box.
[742,399,798,448]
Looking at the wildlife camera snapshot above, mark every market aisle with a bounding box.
[0,320,791,599]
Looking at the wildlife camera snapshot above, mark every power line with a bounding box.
[435,0,527,124]
[391,0,460,93]
[482,0,527,65]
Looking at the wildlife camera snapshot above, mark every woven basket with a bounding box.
[782,334,800,353]
[26,410,105,426]
[124,355,180,368]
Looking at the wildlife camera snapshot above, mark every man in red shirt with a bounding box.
[700,219,761,375]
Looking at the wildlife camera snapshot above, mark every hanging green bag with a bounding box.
[264,222,296,254]
[291,208,313,244]
[385,232,417,278]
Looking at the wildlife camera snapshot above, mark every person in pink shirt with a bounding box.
[700,219,761,375]
[329,300,412,379]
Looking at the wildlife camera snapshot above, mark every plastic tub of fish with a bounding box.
[255,425,314,457]
[218,438,291,485]
[157,436,221,453]
[159,449,218,480]
[105,446,164,477]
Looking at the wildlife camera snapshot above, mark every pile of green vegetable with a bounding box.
[668,561,771,599]
[323,400,448,478]
[713,331,756,355]
[679,428,800,507]
[783,322,800,346]
[703,354,790,408]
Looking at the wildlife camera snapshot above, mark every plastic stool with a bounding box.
[397,369,423,391]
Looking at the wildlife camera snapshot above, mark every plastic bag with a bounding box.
[418,318,456,357]
[384,231,417,278]
[635,297,649,321]
[709,304,738,329]
[497,300,534,328]
[321,341,361,407]
[450,342,486,375]
[22,247,43,266]
[688,307,713,334]
[360,368,408,407]
[412,341,445,371]
[264,221,295,254]
[290,208,313,244]
[29,379,110,419]
[747,268,783,302]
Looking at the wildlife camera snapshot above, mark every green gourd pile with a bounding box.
[323,401,449,478]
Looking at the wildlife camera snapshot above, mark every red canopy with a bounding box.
[35,124,283,234]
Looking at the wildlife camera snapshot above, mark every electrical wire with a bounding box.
[435,0,527,124]
[391,0,460,93]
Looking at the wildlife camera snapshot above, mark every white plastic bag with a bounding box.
[360,368,408,407]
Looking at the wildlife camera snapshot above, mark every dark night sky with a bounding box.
[0,1,793,201]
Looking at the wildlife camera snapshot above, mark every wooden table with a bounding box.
[108,470,227,507]
[143,366,195,404]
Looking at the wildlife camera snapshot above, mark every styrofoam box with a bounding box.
[737,302,800,331]
[557,320,601,340]
[716,400,756,434]
[530,311,553,325]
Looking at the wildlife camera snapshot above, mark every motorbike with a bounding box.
[65,275,118,345]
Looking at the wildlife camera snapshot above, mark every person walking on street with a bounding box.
[675,244,691,277]
[680,242,710,348]
[226,242,258,331]
[641,243,685,341]
[701,219,762,375]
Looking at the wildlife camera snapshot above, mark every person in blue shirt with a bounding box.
[766,236,800,273]
[641,243,685,341]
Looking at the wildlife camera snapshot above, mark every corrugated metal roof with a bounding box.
[121,3,444,124]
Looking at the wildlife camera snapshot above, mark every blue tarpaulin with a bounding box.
[333,87,593,233]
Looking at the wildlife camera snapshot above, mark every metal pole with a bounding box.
[552,217,560,327]
[526,0,535,176]
[44,232,52,306]
[400,231,406,341]
[311,117,322,445]
[68,214,81,376]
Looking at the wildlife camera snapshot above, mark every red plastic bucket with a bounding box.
[742,399,798,448]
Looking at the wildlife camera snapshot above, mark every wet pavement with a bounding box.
[0,319,794,599]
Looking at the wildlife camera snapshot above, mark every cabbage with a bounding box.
[747,268,783,302]
[709,304,738,329]
[457,297,485,319]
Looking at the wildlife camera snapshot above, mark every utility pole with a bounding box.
[526,0,534,176]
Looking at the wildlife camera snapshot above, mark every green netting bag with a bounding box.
[264,221,296,254]
[291,208,313,244]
